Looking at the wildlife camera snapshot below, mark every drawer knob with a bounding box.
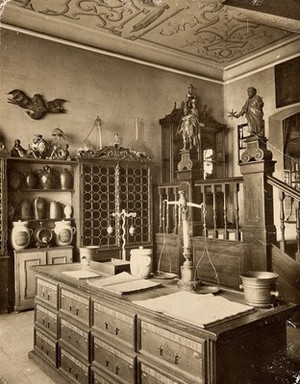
[115,365,120,375]
[105,359,109,367]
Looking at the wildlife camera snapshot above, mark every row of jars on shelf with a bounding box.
[11,220,76,250]
[9,165,73,190]
[9,197,72,222]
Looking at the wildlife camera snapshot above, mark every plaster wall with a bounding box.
[0,29,224,183]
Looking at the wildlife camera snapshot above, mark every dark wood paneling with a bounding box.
[0,256,9,313]
[193,237,252,289]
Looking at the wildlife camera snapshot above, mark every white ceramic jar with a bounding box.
[130,247,152,279]
[11,221,33,250]
[54,220,76,246]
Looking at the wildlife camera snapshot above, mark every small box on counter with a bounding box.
[89,259,131,275]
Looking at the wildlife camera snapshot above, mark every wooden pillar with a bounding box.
[239,135,277,271]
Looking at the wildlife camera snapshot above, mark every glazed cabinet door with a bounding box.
[14,249,46,311]
[80,160,152,255]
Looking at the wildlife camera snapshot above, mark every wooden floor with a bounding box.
[0,310,299,384]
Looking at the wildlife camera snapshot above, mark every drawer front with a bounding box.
[47,247,73,265]
[59,346,90,384]
[60,287,90,326]
[140,362,188,384]
[34,329,57,367]
[35,304,58,338]
[93,336,136,384]
[92,367,121,384]
[36,278,58,309]
[93,301,135,349]
[60,317,89,357]
[140,320,205,381]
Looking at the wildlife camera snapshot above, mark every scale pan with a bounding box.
[197,286,220,294]
[154,271,178,280]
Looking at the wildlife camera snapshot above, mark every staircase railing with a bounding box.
[157,175,300,257]
[267,175,300,259]
[157,177,243,241]
[194,177,243,241]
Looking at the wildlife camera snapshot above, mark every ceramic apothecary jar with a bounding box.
[11,221,33,250]
[54,220,76,246]
[130,246,152,279]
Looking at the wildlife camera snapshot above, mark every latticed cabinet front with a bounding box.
[80,159,152,252]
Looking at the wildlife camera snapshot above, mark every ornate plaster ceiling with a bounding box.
[1,0,300,81]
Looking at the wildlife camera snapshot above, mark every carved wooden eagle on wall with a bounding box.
[7,90,67,120]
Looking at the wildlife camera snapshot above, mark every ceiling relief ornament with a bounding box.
[10,0,293,65]
[156,1,291,64]
[12,0,184,40]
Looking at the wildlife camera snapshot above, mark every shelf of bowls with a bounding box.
[8,129,76,251]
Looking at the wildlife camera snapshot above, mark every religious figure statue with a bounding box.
[232,87,264,136]
[11,139,27,158]
[177,104,200,151]
[186,84,197,110]
[177,84,201,151]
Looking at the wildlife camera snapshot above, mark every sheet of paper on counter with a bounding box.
[62,270,101,279]
[133,291,254,328]
[87,271,161,294]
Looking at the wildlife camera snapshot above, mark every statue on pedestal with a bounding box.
[177,84,201,151]
[231,87,264,136]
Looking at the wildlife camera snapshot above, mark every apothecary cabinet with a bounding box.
[159,108,227,182]
[0,147,153,312]
[0,156,78,311]
[78,148,152,259]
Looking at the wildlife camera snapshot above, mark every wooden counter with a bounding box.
[29,263,297,384]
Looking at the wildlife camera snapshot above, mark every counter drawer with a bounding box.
[92,334,136,384]
[35,303,58,338]
[93,300,136,349]
[140,319,206,381]
[140,361,194,384]
[91,366,123,384]
[36,278,58,309]
[60,287,90,326]
[59,345,90,384]
[34,328,57,367]
[60,317,89,358]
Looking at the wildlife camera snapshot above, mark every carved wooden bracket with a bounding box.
[7,89,66,120]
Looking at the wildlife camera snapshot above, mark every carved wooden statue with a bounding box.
[7,89,66,120]
[231,87,264,136]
